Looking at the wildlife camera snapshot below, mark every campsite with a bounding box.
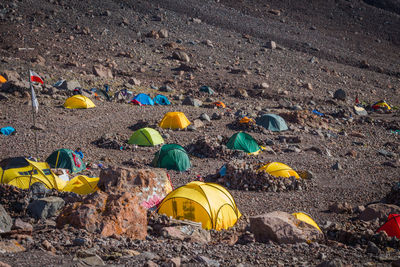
[0,0,400,266]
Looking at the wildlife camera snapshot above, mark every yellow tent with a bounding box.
[292,212,322,232]
[158,181,241,230]
[0,157,66,190]
[159,112,191,129]
[64,95,96,109]
[63,175,99,195]
[258,162,300,179]
[0,75,7,83]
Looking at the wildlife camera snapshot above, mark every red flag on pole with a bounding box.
[29,70,44,85]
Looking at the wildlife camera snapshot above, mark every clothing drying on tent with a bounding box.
[159,112,191,129]
[226,132,261,154]
[63,175,99,195]
[46,149,86,173]
[151,144,191,171]
[213,101,226,108]
[256,114,288,132]
[0,127,15,136]
[292,212,321,232]
[131,99,142,106]
[153,94,171,105]
[132,93,154,105]
[0,157,66,190]
[199,86,215,95]
[128,128,164,146]
[377,214,400,239]
[258,162,300,179]
[158,181,241,230]
[64,95,95,109]
[372,100,391,110]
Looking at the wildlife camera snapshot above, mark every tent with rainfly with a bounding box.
[0,157,66,190]
[62,175,99,195]
[377,214,400,239]
[258,162,300,179]
[152,144,191,171]
[132,93,154,105]
[64,95,95,109]
[158,181,241,230]
[46,149,86,173]
[292,212,321,232]
[128,128,164,146]
[159,112,191,130]
[226,132,260,154]
[256,114,288,132]
[153,94,171,105]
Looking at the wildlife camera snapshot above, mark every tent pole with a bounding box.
[29,73,39,158]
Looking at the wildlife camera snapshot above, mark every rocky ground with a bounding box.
[0,0,400,266]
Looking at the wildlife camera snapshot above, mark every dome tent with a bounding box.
[46,148,86,173]
[153,94,171,105]
[151,144,191,171]
[64,95,95,109]
[159,112,191,130]
[158,181,241,230]
[377,214,400,239]
[132,93,154,105]
[292,212,322,232]
[256,114,288,132]
[226,132,260,154]
[128,128,164,146]
[258,162,300,179]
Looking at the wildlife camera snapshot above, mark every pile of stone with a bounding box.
[213,160,309,192]
[92,134,133,150]
[279,110,328,129]
[186,136,232,158]
[227,120,266,134]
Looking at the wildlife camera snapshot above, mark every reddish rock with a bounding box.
[57,167,172,239]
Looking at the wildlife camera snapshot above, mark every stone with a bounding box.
[195,255,220,267]
[144,260,158,267]
[167,257,181,267]
[182,97,202,107]
[329,202,352,214]
[57,167,172,239]
[53,79,81,91]
[159,29,168,38]
[172,51,190,63]
[266,41,277,49]
[30,123,46,131]
[235,88,248,98]
[317,259,343,267]
[81,255,105,266]
[28,197,65,219]
[12,219,33,233]
[161,225,211,244]
[200,113,211,122]
[359,203,400,222]
[260,82,269,89]
[0,261,11,267]
[93,65,113,78]
[367,241,380,254]
[160,85,174,92]
[128,78,141,86]
[249,211,323,244]
[42,240,55,252]
[331,161,342,170]
[333,89,346,100]
[0,240,25,253]
[0,205,12,233]
[193,119,205,129]
[354,106,368,116]
[30,182,51,199]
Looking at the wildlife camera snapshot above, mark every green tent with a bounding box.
[128,128,164,146]
[226,132,260,154]
[152,144,191,171]
[256,114,288,132]
[46,148,86,173]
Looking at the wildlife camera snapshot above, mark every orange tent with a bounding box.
[239,117,255,124]
[213,101,226,108]
[0,75,7,83]
[377,214,400,238]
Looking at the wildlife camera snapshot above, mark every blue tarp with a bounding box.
[132,93,154,105]
[1,127,15,136]
[153,94,171,105]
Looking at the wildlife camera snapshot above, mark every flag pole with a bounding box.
[29,72,39,158]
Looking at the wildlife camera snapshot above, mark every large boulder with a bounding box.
[358,203,400,222]
[57,167,172,239]
[27,196,65,220]
[249,211,323,244]
[53,79,81,91]
[0,204,12,233]
[93,65,113,78]
[161,225,211,244]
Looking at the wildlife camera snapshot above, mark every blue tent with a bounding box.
[132,93,154,105]
[0,127,15,136]
[153,95,171,105]
[256,114,288,132]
